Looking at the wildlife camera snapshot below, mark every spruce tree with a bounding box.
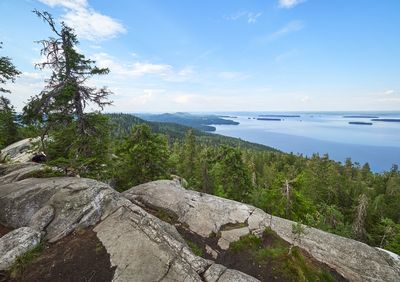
[0,42,21,148]
[0,96,19,148]
[23,10,112,175]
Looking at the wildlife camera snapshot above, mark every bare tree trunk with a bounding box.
[353,194,369,240]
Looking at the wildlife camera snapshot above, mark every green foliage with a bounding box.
[46,113,112,180]
[108,113,400,255]
[25,166,65,178]
[186,240,203,257]
[0,96,19,149]
[113,124,170,191]
[136,112,239,132]
[0,41,21,93]
[9,242,44,278]
[229,230,335,281]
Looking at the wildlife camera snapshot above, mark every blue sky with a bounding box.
[1,0,399,112]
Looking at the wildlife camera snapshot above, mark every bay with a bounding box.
[212,112,400,172]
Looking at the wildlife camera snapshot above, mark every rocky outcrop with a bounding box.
[0,227,41,270]
[0,162,258,281]
[0,138,39,163]
[94,203,259,282]
[124,180,400,282]
[0,162,46,184]
[0,175,127,242]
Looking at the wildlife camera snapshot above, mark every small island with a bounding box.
[349,121,373,125]
[259,114,300,118]
[257,118,281,121]
[371,118,400,123]
[343,115,379,118]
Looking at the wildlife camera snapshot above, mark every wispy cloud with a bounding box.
[93,53,171,77]
[382,89,398,96]
[278,0,307,9]
[92,52,193,82]
[224,11,262,24]
[38,0,126,41]
[269,20,304,40]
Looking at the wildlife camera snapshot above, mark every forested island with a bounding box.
[349,121,373,125]
[257,117,282,121]
[371,118,400,123]
[136,112,239,131]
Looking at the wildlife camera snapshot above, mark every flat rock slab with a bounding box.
[0,177,129,242]
[0,138,39,163]
[0,227,41,270]
[126,180,400,282]
[124,180,254,238]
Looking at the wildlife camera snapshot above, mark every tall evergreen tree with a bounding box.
[113,124,170,190]
[0,96,19,148]
[0,42,21,148]
[0,42,20,94]
[23,10,112,174]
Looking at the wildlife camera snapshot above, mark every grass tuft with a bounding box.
[9,242,44,278]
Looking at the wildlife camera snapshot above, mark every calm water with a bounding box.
[212,112,400,173]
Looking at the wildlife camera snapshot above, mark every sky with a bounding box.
[0,0,400,112]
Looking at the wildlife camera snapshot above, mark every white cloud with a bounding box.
[301,95,310,102]
[38,0,126,41]
[92,52,194,82]
[382,89,398,95]
[39,0,88,11]
[92,53,171,77]
[279,0,306,9]
[224,11,262,24]
[269,20,304,39]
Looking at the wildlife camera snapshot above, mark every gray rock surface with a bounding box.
[0,153,258,281]
[28,205,55,232]
[0,162,45,184]
[94,203,259,282]
[0,138,39,163]
[0,227,41,270]
[202,264,259,282]
[0,177,128,242]
[125,180,400,282]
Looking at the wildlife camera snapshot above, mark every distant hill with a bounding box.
[106,113,277,152]
[135,112,239,132]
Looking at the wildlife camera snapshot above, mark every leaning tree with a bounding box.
[24,10,113,176]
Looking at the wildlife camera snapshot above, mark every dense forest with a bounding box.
[0,10,399,257]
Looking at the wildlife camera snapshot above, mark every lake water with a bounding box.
[212,112,400,173]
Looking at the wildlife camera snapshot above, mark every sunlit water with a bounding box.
[212,112,400,173]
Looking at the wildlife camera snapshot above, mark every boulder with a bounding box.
[124,180,254,238]
[0,227,41,270]
[0,138,39,163]
[125,180,400,282]
[0,162,45,185]
[0,177,129,242]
